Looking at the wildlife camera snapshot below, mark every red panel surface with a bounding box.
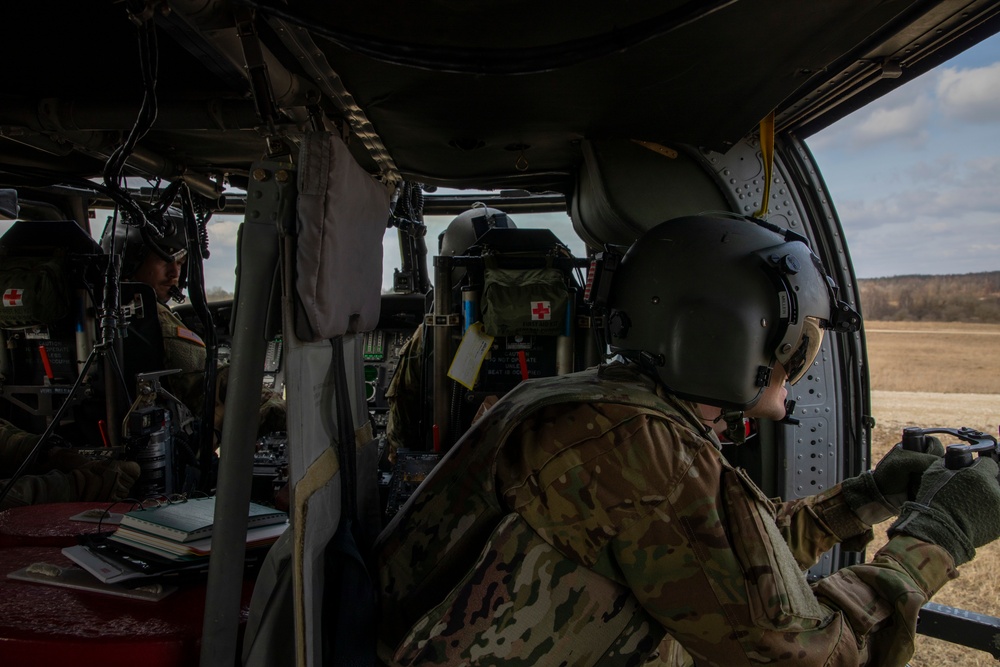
[0,502,124,548]
[0,546,253,667]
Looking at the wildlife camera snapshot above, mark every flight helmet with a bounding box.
[438,204,515,286]
[439,204,515,257]
[102,208,189,280]
[606,215,860,410]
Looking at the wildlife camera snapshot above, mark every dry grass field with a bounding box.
[864,321,1000,666]
[865,320,1000,394]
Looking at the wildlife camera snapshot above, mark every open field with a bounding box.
[864,320,1000,394]
[863,321,1000,666]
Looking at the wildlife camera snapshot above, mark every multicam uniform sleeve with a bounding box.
[602,416,957,667]
[770,483,880,570]
[0,418,41,473]
[384,326,424,458]
[158,304,206,415]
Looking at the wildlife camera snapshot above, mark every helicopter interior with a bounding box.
[2,1,1000,665]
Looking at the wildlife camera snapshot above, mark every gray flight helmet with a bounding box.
[438,204,515,286]
[606,215,860,410]
[101,208,189,280]
[439,205,515,256]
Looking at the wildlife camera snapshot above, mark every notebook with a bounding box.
[119,496,287,543]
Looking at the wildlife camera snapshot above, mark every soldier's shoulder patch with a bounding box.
[176,326,205,347]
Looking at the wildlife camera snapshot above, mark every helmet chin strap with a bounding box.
[714,409,748,445]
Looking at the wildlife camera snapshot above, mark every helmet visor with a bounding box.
[785,316,825,385]
[166,248,188,264]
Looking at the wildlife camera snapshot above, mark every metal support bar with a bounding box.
[199,160,293,667]
[433,256,452,450]
[916,602,1000,659]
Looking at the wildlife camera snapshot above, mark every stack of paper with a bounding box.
[62,496,288,585]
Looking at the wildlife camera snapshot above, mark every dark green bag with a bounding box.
[0,256,71,328]
[481,267,569,337]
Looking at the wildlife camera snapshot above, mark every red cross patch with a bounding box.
[3,288,24,307]
[530,301,551,321]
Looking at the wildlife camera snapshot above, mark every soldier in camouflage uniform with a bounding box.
[118,210,286,437]
[0,214,197,509]
[0,419,140,510]
[384,206,515,458]
[384,324,425,459]
[374,215,1000,666]
[125,218,208,414]
[1,211,284,508]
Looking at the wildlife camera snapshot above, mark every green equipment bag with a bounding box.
[0,256,71,328]
[481,267,569,337]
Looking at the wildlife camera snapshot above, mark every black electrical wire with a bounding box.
[102,10,162,236]
[179,187,218,493]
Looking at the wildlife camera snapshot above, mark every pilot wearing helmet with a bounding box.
[106,209,207,416]
[374,215,1000,666]
[383,204,515,458]
[0,213,195,512]
[107,210,286,448]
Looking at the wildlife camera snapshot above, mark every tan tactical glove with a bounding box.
[72,460,141,502]
[46,447,91,473]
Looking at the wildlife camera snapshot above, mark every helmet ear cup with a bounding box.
[657,298,771,408]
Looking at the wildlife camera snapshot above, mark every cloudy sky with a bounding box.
[809,33,1000,279]
[153,31,1000,290]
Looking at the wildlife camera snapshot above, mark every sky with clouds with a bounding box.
[808,34,1000,279]
[5,32,996,290]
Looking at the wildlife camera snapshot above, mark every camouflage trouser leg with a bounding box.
[0,469,77,511]
[0,418,41,473]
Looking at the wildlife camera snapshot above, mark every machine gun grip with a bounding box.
[944,445,976,470]
[902,426,999,470]
[901,426,929,452]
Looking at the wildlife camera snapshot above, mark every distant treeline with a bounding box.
[206,276,1000,322]
[858,271,1000,322]
[206,287,234,302]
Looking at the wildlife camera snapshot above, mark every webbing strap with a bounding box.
[331,337,358,520]
[325,337,377,666]
[753,111,775,218]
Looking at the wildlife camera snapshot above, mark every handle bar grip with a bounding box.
[901,426,998,468]
[901,427,929,452]
[945,445,976,470]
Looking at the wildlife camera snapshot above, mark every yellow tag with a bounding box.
[447,322,494,390]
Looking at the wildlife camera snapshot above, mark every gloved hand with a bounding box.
[842,436,944,521]
[889,457,1000,566]
[72,459,141,502]
[46,446,91,472]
